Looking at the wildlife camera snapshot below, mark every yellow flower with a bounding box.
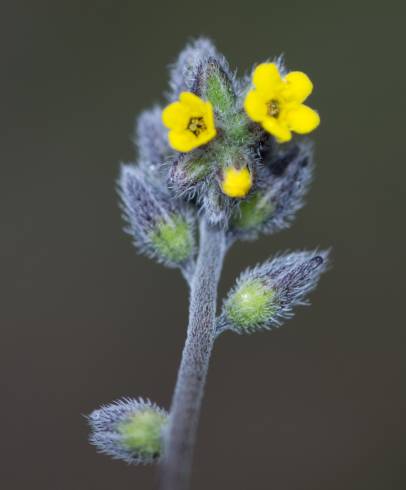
[162,92,217,152]
[244,63,320,143]
[221,166,252,198]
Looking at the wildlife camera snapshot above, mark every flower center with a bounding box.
[188,117,206,137]
[267,99,280,118]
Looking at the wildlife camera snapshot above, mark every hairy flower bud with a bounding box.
[88,398,168,464]
[195,58,236,114]
[119,165,195,268]
[169,151,213,197]
[134,106,169,184]
[169,38,235,102]
[229,141,314,240]
[218,250,329,334]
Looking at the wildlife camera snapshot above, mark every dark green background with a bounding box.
[2,1,404,489]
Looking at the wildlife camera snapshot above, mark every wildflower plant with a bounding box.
[88,38,329,490]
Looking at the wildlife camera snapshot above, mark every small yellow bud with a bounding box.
[221,166,252,198]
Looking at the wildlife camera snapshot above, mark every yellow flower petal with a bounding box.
[179,92,206,114]
[262,117,292,143]
[244,90,268,122]
[197,127,217,146]
[252,63,282,97]
[284,71,313,103]
[162,102,190,130]
[168,130,198,153]
[221,166,252,198]
[285,104,320,134]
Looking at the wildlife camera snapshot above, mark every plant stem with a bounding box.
[159,219,226,490]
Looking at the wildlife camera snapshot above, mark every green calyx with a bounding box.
[206,71,234,113]
[226,112,252,144]
[225,278,276,330]
[185,157,212,182]
[150,215,193,264]
[118,409,167,457]
[232,192,274,230]
[205,69,251,145]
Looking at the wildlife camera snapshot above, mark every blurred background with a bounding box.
[1,1,405,489]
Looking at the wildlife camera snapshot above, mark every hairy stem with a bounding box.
[159,220,226,490]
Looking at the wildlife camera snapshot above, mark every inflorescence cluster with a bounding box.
[88,38,329,484]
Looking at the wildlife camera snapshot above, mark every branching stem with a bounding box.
[159,219,226,490]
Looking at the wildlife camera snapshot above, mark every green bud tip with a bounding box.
[232,192,274,231]
[149,215,193,263]
[206,71,234,113]
[225,278,276,330]
[118,409,167,458]
[205,68,251,145]
[186,158,212,181]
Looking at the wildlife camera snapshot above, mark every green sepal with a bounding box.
[205,68,235,113]
[232,191,274,231]
[225,278,276,330]
[149,215,194,264]
[118,409,167,458]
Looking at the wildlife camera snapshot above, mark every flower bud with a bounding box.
[195,57,235,114]
[220,165,252,198]
[169,151,213,198]
[219,250,329,334]
[119,165,195,267]
[231,191,274,230]
[168,38,234,103]
[194,57,255,148]
[134,106,169,183]
[229,141,314,240]
[88,398,168,464]
[224,277,276,330]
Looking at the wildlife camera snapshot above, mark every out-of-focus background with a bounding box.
[1,1,405,489]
